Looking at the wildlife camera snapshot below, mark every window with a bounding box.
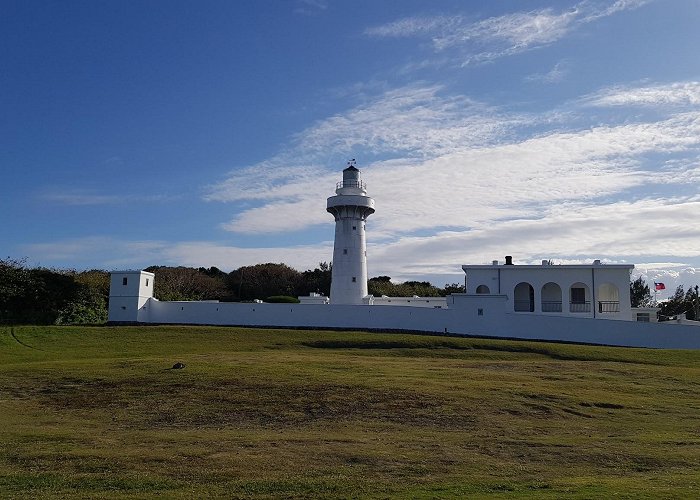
[476,285,490,294]
[145,279,149,286]
[478,308,484,316]
[571,287,586,303]
[352,277,356,282]
[637,313,650,322]
[121,306,126,310]
[122,277,128,286]
[352,226,356,230]
[343,249,347,254]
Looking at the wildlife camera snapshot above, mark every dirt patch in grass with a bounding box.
[31,376,477,430]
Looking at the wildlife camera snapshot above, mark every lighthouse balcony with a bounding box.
[327,194,375,212]
[336,180,366,191]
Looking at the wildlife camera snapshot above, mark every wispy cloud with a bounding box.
[193,74,700,291]
[38,189,176,206]
[525,60,570,83]
[365,1,651,66]
[294,0,327,16]
[365,196,700,279]
[22,236,333,272]
[206,82,700,236]
[364,15,458,38]
[583,81,700,107]
[205,84,528,232]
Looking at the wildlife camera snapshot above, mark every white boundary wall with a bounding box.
[120,292,700,349]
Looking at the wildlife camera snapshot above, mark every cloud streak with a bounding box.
[583,81,700,108]
[39,189,176,206]
[365,1,651,66]
[206,82,700,238]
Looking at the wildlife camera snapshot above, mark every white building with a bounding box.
[464,256,632,321]
[107,164,700,349]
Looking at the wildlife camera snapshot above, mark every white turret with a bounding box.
[107,270,154,323]
[326,161,375,304]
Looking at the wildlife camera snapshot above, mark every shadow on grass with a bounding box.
[300,338,659,364]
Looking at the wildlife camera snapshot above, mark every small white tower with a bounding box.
[327,161,375,304]
[107,270,155,323]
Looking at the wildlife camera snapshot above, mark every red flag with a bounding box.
[654,282,666,291]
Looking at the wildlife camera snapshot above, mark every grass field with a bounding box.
[1,325,699,498]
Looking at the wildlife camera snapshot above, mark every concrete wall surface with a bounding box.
[131,295,700,349]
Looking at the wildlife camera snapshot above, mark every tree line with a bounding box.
[0,258,110,325]
[0,259,464,325]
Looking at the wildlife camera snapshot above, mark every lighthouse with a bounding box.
[327,161,375,304]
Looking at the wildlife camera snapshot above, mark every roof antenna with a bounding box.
[347,159,356,168]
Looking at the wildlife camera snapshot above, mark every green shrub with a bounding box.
[264,295,300,303]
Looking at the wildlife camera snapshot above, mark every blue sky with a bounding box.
[2,0,700,295]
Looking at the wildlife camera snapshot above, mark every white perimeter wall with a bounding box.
[131,294,700,349]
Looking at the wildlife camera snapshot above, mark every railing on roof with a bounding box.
[570,301,591,313]
[337,180,366,190]
[541,301,562,313]
[598,301,620,313]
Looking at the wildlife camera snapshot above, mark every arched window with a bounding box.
[597,283,620,313]
[514,282,534,312]
[476,284,490,294]
[541,282,562,312]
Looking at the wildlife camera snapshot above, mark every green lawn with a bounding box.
[1,325,699,498]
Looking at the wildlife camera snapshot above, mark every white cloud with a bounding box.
[21,190,700,288]
[583,81,700,108]
[365,196,700,280]
[196,78,700,289]
[205,85,528,233]
[294,0,327,16]
[364,15,456,38]
[365,1,651,66]
[581,0,651,22]
[290,85,518,157]
[39,189,175,206]
[525,61,570,83]
[22,237,333,273]
[210,104,700,236]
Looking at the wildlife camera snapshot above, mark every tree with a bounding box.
[146,266,228,301]
[659,285,688,320]
[367,276,444,297]
[228,263,302,301]
[630,277,653,308]
[298,262,332,297]
[0,258,33,323]
[55,269,111,325]
[442,283,466,295]
[55,285,108,325]
[368,276,396,297]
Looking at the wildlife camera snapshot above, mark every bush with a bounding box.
[264,295,300,303]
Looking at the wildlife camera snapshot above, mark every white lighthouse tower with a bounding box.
[327,161,375,304]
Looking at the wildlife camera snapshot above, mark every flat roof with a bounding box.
[111,270,156,276]
[462,264,634,270]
